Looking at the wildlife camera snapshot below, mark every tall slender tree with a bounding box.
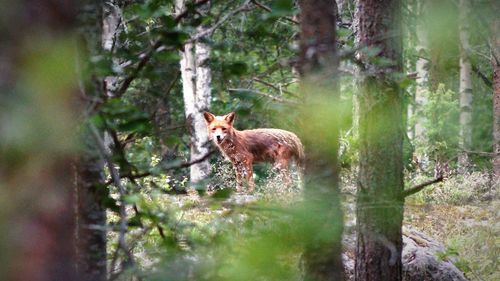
[414,0,429,141]
[74,1,108,280]
[298,0,344,280]
[354,0,404,280]
[176,0,212,189]
[458,0,473,173]
[492,0,500,178]
[0,1,80,280]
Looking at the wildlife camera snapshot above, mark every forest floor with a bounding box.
[111,171,499,281]
[404,200,499,281]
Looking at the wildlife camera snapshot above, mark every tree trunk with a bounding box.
[458,0,473,173]
[176,0,212,188]
[354,0,404,280]
[0,1,80,280]
[74,1,108,280]
[75,148,107,281]
[192,25,212,183]
[492,0,500,178]
[102,1,123,97]
[414,0,429,141]
[298,1,344,280]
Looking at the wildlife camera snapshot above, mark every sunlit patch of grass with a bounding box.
[405,200,499,281]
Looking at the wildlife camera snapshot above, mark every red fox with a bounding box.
[203,111,304,192]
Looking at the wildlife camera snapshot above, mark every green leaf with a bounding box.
[225,61,248,76]
[156,51,180,62]
[128,214,143,228]
[124,194,142,204]
[116,118,150,134]
[270,0,294,16]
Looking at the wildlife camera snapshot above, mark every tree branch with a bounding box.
[472,63,493,89]
[89,125,135,267]
[251,0,299,24]
[104,148,217,186]
[402,176,443,198]
[190,0,252,41]
[114,0,211,98]
[228,88,298,105]
[251,77,298,97]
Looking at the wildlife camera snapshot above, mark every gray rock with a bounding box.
[342,226,468,281]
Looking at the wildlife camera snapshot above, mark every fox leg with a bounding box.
[244,160,255,193]
[233,163,244,192]
[274,159,291,188]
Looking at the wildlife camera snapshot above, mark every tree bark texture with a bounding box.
[102,1,123,97]
[458,0,473,173]
[298,1,344,280]
[354,0,404,280]
[176,0,212,186]
[75,1,108,280]
[75,150,107,281]
[0,1,79,280]
[492,0,500,178]
[414,0,429,141]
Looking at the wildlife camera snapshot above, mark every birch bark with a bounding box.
[458,0,473,173]
[176,0,212,187]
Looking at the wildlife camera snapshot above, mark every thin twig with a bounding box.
[402,176,444,198]
[162,149,217,169]
[105,149,217,186]
[459,149,500,156]
[472,64,493,89]
[250,0,299,24]
[251,77,298,97]
[190,0,252,41]
[228,88,298,104]
[114,0,211,98]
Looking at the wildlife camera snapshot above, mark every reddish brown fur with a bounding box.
[204,111,304,192]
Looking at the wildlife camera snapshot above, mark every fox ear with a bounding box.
[224,112,236,125]
[203,112,215,123]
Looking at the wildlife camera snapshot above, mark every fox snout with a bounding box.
[203,111,235,145]
[214,131,225,143]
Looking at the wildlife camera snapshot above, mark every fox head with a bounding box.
[203,111,235,144]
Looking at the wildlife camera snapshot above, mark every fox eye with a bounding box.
[211,128,216,131]
[222,128,227,131]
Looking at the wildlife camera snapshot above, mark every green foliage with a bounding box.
[414,84,459,170]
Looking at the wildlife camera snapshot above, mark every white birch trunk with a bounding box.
[192,32,212,183]
[491,0,500,178]
[176,0,211,186]
[102,2,122,97]
[414,0,429,141]
[458,0,473,173]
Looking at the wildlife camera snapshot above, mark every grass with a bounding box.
[404,172,499,281]
[107,167,499,280]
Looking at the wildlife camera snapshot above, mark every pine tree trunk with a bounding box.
[298,1,344,280]
[0,1,80,280]
[354,0,404,280]
[75,1,108,280]
[75,149,107,281]
[492,0,500,178]
[458,0,473,173]
[176,0,212,187]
